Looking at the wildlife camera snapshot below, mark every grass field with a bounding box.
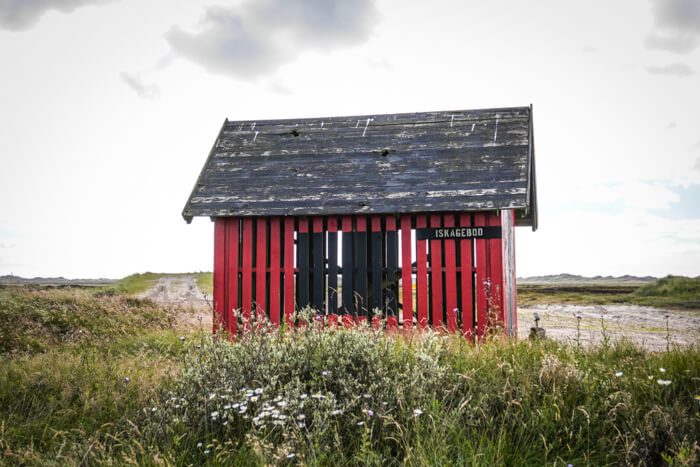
[1,285,699,465]
[518,276,700,310]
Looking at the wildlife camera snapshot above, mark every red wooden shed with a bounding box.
[183,106,537,338]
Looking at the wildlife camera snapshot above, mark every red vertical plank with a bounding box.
[415,215,429,329]
[226,218,240,336]
[400,215,413,331]
[341,216,354,328]
[429,214,444,329]
[255,218,267,322]
[459,213,474,338]
[241,218,254,331]
[213,219,226,334]
[269,217,281,326]
[443,214,458,332]
[487,212,505,332]
[385,216,398,331]
[474,213,488,339]
[283,217,295,327]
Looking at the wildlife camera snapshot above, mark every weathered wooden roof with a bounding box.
[183,105,537,229]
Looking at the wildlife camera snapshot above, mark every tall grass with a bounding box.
[1,287,699,465]
[0,286,177,355]
[136,315,700,466]
[633,276,700,308]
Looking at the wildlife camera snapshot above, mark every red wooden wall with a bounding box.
[212,211,514,338]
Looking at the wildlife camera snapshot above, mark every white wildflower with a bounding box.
[413,408,423,417]
[250,396,259,403]
[210,411,219,419]
[331,409,343,416]
[659,368,666,373]
[615,371,623,377]
[254,388,263,395]
[357,421,365,426]
[209,393,216,400]
[239,405,248,414]
[322,371,329,377]
[657,379,672,386]
[197,442,203,448]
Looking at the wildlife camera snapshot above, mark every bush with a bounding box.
[140,313,700,466]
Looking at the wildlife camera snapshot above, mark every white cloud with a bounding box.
[166,0,378,80]
[0,0,116,31]
[646,62,694,76]
[646,0,700,53]
[119,72,159,99]
[644,31,700,53]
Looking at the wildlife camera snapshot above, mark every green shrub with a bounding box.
[139,314,700,465]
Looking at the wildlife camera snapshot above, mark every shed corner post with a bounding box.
[501,210,517,338]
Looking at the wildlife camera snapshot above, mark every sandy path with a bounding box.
[138,278,700,348]
[139,276,212,329]
[518,304,700,350]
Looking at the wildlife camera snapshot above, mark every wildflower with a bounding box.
[224,404,232,410]
[300,394,308,400]
[615,371,623,377]
[223,421,228,426]
[648,376,654,380]
[366,409,374,417]
[239,405,248,414]
[123,376,130,384]
[277,400,288,408]
[331,409,343,416]
[209,393,217,400]
[321,371,329,377]
[211,411,219,419]
[151,407,157,413]
[204,449,210,454]
[657,379,672,386]
[297,414,306,421]
[287,453,296,459]
[250,396,259,403]
[363,394,371,399]
[659,368,666,373]
[179,336,185,342]
[413,408,423,417]
[357,421,365,426]
[254,387,263,395]
[197,442,203,448]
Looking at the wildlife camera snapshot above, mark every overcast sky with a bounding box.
[1,0,699,279]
